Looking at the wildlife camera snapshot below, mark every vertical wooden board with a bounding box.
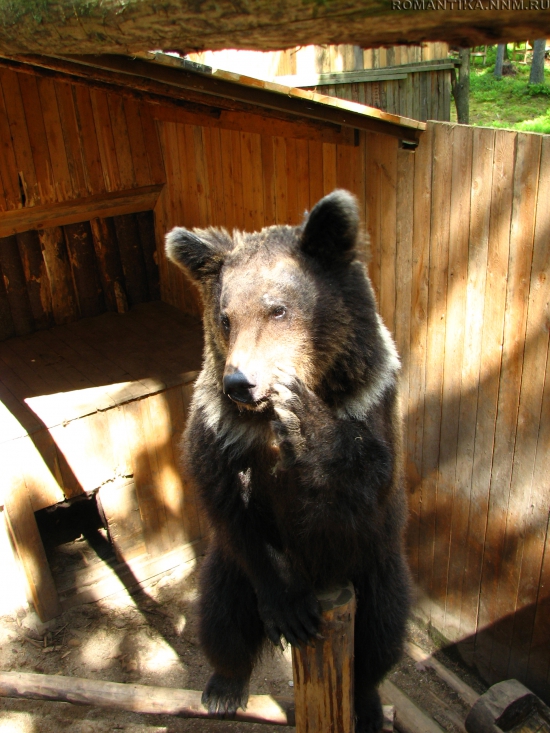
[219,127,237,229]
[3,441,62,621]
[364,132,381,302]
[17,73,56,205]
[272,136,288,224]
[294,138,310,220]
[89,88,121,192]
[378,136,398,337]
[136,210,160,301]
[193,125,213,227]
[0,77,21,209]
[394,149,414,405]
[335,143,353,196]
[260,134,276,226]
[460,129,514,649]
[36,76,72,201]
[38,227,79,325]
[306,140,324,212]
[0,235,35,336]
[72,84,106,195]
[24,431,65,511]
[230,129,245,229]
[203,126,226,228]
[175,123,197,228]
[113,214,149,306]
[507,134,550,683]
[54,80,89,198]
[98,479,147,562]
[285,137,299,225]
[16,230,54,330]
[122,398,171,558]
[139,103,166,186]
[437,124,474,641]
[250,132,265,231]
[63,221,105,318]
[107,93,136,189]
[123,97,151,188]
[418,122,453,622]
[89,216,127,312]
[322,142,337,197]
[488,132,542,681]
[0,69,40,206]
[0,268,15,341]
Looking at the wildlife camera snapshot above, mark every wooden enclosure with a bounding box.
[0,52,548,707]
[365,123,550,706]
[189,43,454,122]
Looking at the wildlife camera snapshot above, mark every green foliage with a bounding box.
[461,54,550,133]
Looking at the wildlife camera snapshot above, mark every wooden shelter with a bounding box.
[0,49,549,709]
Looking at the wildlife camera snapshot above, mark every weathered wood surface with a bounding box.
[380,679,445,733]
[292,584,356,733]
[0,1,548,55]
[465,679,550,733]
[0,671,295,726]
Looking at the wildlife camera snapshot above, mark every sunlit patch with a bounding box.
[80,629,122,670]
[144,642,180,672]
[175,614,187,634]
[0,711,36,732]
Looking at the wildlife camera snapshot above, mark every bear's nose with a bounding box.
[223,370,256,404]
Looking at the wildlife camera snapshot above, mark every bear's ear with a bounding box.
[165,227,232,282]
[300,189,359,267]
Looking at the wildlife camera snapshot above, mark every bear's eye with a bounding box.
[271,306,287,320]
[220,313,230,334]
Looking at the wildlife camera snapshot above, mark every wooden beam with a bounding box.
[380,679,446,733]
[0,1,548,55]
[0,185,163,239]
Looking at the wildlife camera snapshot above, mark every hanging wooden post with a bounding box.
[292,583,356,733]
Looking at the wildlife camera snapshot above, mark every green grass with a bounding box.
[452,49,550,134]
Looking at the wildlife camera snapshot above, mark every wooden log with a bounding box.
[37,226,79,325]
[0,672,295,726]
[113,213,149,306]
[16,229,54,330]
[63,220,105,318]
[135,210,160,300]
[292,584,356,733]
[0,234,35,335]
[465,679,550,733]
[380,679,446,733]
[89,216,128,313]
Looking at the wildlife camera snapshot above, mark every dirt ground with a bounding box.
[0,552,488,733]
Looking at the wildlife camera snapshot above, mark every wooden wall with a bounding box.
[364,123,550,704]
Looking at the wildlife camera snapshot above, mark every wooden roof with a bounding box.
[0,1,549,55]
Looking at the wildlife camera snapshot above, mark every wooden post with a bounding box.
[292,583,356,733]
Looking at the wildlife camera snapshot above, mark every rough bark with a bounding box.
[529,39,546,85]
[0,1,549,56]
[451,48,470,124]
[494,44,505,78]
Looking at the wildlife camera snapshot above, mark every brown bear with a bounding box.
[165,190,410,733]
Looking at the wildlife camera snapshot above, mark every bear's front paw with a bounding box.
[201,673,249,717]
[257,587,322,648]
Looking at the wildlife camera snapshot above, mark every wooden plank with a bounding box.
[260,134,276,226]
[322,142,337,197]
[3,440,62,621]
[17,73,56,205]
[113,214,149,306]
[37,226,79,325]
[378,136,398,336]
[98,479,147,561]
[307,139,324,210]
[0,265,15,341]
[418,122,453,625]
[202,125,225,228]
[295,137,310,221]
[285,137,299,226]
[459,129,514,652]
[487,132,542,683]
[35,76,72,202]
[0,68,40,206]
[0,235,35,335]
[89,216,127,313]
[63,220,105,318]
[135,210,160,301]
[272,136,288,224]
[89,87,121,192]
[437,124,473,642]
[192,125,212,227]
[107,93,136,189]
[230,129,245,229]
[138,103,166,186]
[72,84,106,194]
[364,132,381,301]
[16,229,54,330]
[0,184,164,239]
[0,76,21,210]
[507,133,549,684]
[54,80,89,198]
[123,97,151,188]
[218,127,237,229]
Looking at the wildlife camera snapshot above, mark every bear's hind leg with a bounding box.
[198,544,265,717]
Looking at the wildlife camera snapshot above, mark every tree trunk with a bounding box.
[0,2,549,55]
[529,39,546,84]
[452,48,470,124]
[494,44,505,79]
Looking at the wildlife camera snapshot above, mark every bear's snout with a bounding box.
[223,369,257,405]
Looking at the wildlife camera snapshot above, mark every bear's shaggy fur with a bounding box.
[165,190,410,733]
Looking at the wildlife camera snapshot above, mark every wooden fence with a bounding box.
[365,122,550,703]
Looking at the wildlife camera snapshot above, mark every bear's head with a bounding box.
[166,190,383,411]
